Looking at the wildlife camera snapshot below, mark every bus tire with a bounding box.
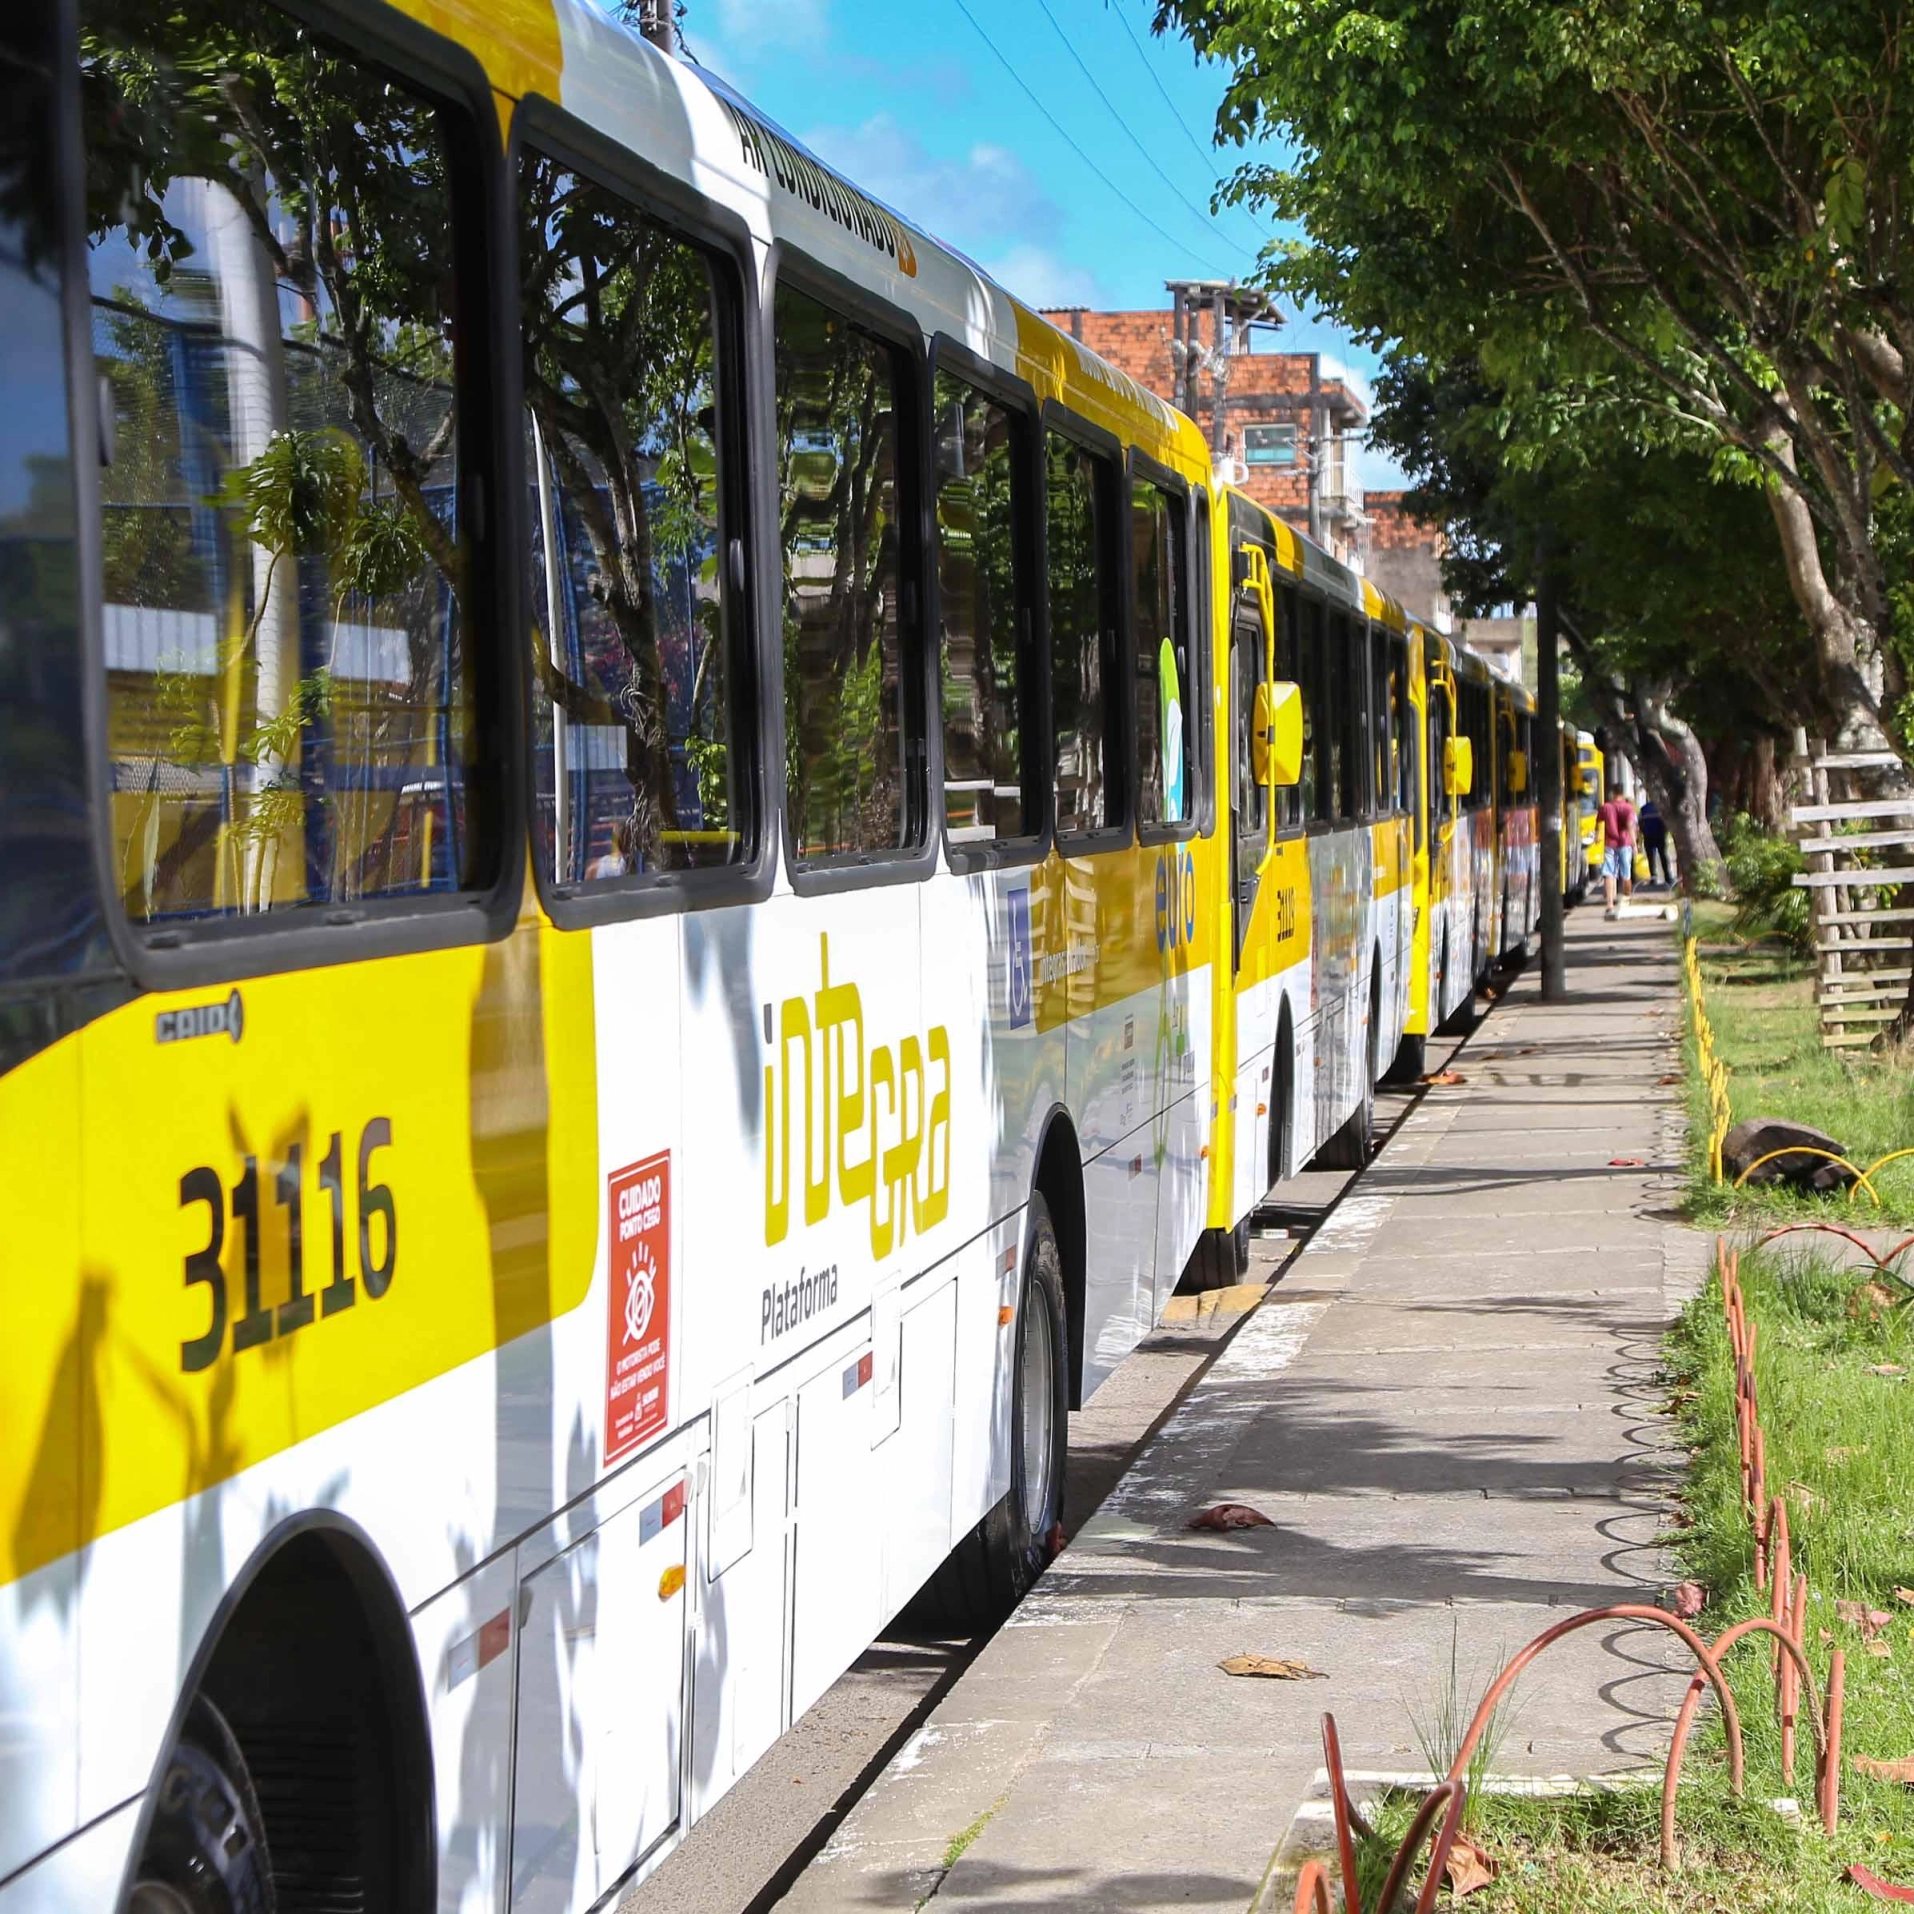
[125,1697,274,1914]
[1385,1031,1426,1083]
[910,1197,1069,1629]
[1436,934,1474,1036]
[1179,1216,1248,1293]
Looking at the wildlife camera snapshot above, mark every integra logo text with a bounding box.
[156,990,244,1046]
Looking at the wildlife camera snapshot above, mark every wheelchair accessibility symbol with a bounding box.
[1005,886,1033,1029]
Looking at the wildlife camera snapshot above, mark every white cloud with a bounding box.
[799,114,1063,249]
[975,243,1111,312]
[713,0,829,50]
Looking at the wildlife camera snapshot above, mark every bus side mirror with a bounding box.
[1507,748,1528,796]
[1443,735,1473,798]
[1254,680,1304,788]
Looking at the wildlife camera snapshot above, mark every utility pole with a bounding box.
[1305,355,1323,544]
[1209,285,1231,460]
[1535,556,1568,1001]
[635,0,675,50]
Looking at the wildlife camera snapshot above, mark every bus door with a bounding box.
[1231,592,1271,972]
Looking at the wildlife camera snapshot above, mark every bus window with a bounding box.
[776,285,914,863]
[934,373,1032,846]
[1308,599,1338,822]
[1132,474,1191,832]
[1427,663,1451,830]
[1232,605,1267,849]
[1278,586,1306,831]
[1371,627,1392,813]
[1396,639,1416,825]
[1349,619,1373,821]
[0,4,99,1005]
[1332,613,1359,821]
[1192,491,1213,831]
[87,8,493,923]
[1046,431,1118,837]
[522,154,747,886]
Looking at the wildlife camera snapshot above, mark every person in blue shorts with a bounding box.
[1599,784,1639,914]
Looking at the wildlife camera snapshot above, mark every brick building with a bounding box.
[1368,491,1529,684]
[1365,490,1446,627]
[1041,284,1369,569]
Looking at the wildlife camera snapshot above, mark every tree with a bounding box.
[1373,351,1819,891]
[1157,0,1914,775]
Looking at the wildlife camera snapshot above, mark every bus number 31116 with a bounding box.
[176,1118,397,1372]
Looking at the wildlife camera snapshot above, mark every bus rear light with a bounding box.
[998,1305,1015,1326]
[658,1564,686,1601]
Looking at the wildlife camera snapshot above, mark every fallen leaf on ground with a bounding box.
[1869,1641,1895,1659]
[1658,1073,1682,1085]
[1850,1283,1899,1323]
[1828,1444,1872,1462]
[1671,1582,1706,1619]
[1896,1589,1914,1606]
[1841,1600,1895,1641]
[1857,1757,1914,1786]
[1421,1069,1465,1086]
[1217,1654,1326,1681]
[1609,1157,1646,1168]
[1822,1628,1837,1645]
[1188,1503,1275,1531]
[1790,1481,1822,1518]
[1445,1836,1498,1897]
[1869,1364,1907,1377]
[1848,1863,1914,1901]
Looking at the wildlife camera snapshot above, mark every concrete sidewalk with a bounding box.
[781,909,1709,1912]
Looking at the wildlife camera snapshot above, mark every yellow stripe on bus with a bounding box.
[2,899,597,1588]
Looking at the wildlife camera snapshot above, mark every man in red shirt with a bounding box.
[1599,783,1639,914]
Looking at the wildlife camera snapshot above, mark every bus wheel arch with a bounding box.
[1268,1001,1295,1189]
[1033,1109,1087,1410]
[121,1512,435,1914]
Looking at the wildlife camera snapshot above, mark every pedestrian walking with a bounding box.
[1639,799,1672,887]
[1599,782,1639,914]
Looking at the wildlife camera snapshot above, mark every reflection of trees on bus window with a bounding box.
[1395,640,1415,819]
[776,286,907,863]
[81,0,488,924]
[518,151,743,888]
[1371,627,1392,812]
[1132,476,1190,829]
[933,373,1026,844]
[1045,433,1113,836]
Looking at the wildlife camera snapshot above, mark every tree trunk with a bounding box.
[1559,617,1726,894]
[1749,734,1784,833]
[1654,720,1726,897]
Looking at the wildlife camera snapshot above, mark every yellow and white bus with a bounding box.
[0,2,1412,1907]
[1184,501,1415,1278]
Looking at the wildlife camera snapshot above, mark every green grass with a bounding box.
[1358,1245,1914,1910]
[1683,900,1914,1226]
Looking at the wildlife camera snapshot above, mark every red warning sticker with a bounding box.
[606,1152,671,1466]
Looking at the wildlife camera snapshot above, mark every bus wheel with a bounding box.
[125,1697,273,1914]
[1179,1218,1247,1293]
[1385,1031,1426,1083]
[910,1196,1069,1628]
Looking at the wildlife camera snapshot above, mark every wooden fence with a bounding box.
[1789,732,1914,1049]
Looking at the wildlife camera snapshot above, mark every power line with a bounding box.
[1103,0,1277,242]
[1031,0,1264,260]
[947,0,1239,280]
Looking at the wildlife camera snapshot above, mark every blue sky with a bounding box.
[664,0,1409,486]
